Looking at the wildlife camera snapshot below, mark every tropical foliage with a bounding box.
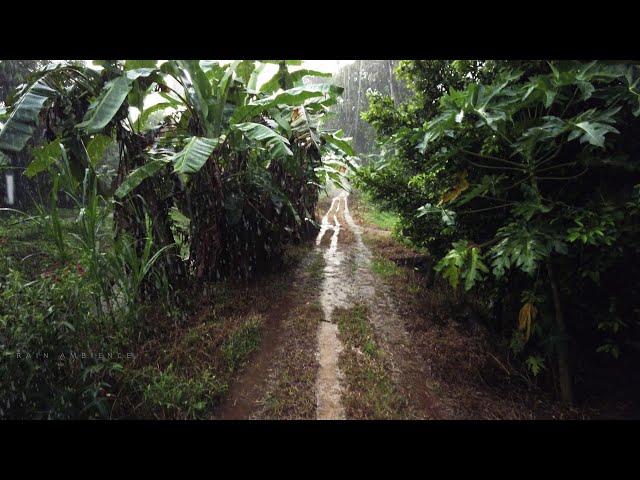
[357,60,640,404]
[0,60,353,418]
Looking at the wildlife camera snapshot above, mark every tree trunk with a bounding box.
[547,259,574,406]
[353,60,363,149]
[387,60,397,104]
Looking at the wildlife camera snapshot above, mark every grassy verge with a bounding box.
[335,304,407,419]
[0,210,130,419]
[0,209,80,278]
[1,207,321,419]
[116,312,264,419]
[362,207,400,231]
[115,243,319,420]
[370,256,401,279]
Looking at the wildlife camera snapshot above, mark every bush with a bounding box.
[136,364,228,420]
[357,60,640,405]
[0,265,126,418]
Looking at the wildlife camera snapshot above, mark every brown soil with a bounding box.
[316,191,449,419]
[216,250,325,419]
[112,244,318,420]
[120,189,635,420]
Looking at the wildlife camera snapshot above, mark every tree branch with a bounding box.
[464,157,525,172]
[460,148,524,168]
[457,203,516,215]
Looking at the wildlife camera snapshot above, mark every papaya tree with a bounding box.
[358,60,640,405]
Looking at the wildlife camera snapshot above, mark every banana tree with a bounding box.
[107,60,354,280]
[0,60,184,284]
[0,59,355,284]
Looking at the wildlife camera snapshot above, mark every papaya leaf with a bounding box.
[569,121,619,148]
[464,246,489,291]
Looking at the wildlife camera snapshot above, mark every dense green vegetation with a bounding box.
[356,60,640,405]
[0,60,53,208]
[2,58,639,418]
[0,60,354,418]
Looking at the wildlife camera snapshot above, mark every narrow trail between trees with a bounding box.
[315,192,349,420]
[314,190,447,419]
[218,188,447,419]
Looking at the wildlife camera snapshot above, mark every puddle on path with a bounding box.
[315,191,445,419]
[315,191,376,420]
[315,192,348,420]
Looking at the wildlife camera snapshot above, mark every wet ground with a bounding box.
[197,189,638,420]
[314,191,447,419]
[219,188,446,419]
[315,192,348,420]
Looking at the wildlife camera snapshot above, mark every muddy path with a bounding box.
[218,188,446,419]
[216,250,323,420]
[315,193,348,420]
[217,189,619,420]
[216,290,298,420]
[314,190,448,419]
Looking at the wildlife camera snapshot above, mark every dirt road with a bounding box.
[314,191,446,419]
[218,189,446,419]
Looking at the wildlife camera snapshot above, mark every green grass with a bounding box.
[352,191,400,231]
[335,305,406,419]
[0,208,133,419]
[137,364,228,419]
[337,305,379,354]
[0,208,113,279]
[0,213,61,277]
[122,313,264,419]
[222,315,263,373]
[256,253,325,420]
[364,208,400,231]
[371,256,400,278]
[307,250,325,282]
